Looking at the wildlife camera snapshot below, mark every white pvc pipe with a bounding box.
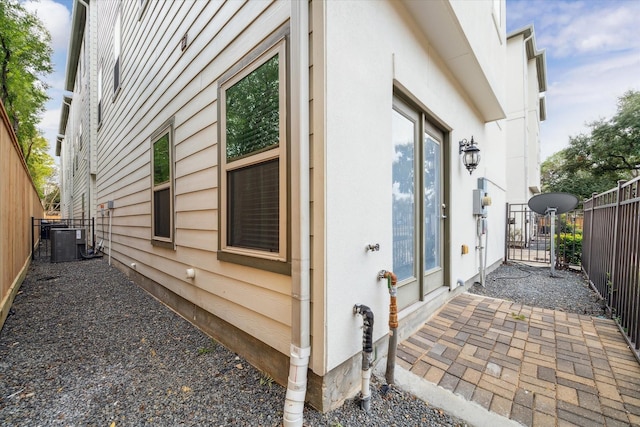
[283,345,310,426]
[283,2,310,426]
[483,219,489,285]
[477,216,485,286]
[361,367,372,400]
[108,209,112,266]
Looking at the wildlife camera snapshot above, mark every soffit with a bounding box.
[400,0,505,122]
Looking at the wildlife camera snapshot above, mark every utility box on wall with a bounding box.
[51,228,86,262]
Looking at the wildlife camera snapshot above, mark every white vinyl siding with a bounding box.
[68,37,90,222]
[94,0,292,355]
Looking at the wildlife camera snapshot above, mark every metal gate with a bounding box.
[505,203,583,267]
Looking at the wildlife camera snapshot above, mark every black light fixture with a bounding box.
[459,136,481,175]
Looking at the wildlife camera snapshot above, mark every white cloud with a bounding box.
[546,5,640,58]
[509,1,640,58]
[540,50,640,159]
[23,0,71,52]
[507,0,640,160]
[40,106,60,133]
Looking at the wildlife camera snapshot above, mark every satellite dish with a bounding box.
[528,192,579,215]
[527,192,579,277]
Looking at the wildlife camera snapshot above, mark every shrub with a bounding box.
[556,233,582,265]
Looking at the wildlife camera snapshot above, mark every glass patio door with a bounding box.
[392,96,445,309]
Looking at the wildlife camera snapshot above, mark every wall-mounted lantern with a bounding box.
[459,136,481,175]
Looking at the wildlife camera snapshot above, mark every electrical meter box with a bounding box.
[473,178,491,217]
[51,228,86,262]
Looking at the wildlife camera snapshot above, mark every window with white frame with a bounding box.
[138,0,149,20]
[151,121,174,244]
[219,38,287,267]
[78,120,83,151]
[98,65,103,124]
[113,9,121,94]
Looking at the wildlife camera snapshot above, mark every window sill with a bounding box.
[151,239,174,250]
[218,251,291,275]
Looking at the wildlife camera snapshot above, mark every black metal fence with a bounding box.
[31,217,95,260]
[505,203,583,267]
[583,178,640,358]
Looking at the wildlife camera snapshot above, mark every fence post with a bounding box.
[586,193,596,276]
[610,181,626,311]
[31,216,35,260]
[504,202,509,262]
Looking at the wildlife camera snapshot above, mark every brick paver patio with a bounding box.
[397,293,640,426]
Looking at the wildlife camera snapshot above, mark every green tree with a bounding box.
[0,0,54,194]
[541,150,620,199]
[541,90,640,200]
[26,134,55,198]
[43,176,60,215]
[225,54,280,161]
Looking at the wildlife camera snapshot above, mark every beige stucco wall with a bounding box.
[322,0,508,371]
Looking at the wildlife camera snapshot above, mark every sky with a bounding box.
[22,0,72,167]
[506,0,640,159]
[25,0,640,165]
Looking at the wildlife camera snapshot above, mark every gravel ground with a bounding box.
[0,257,468,427]
[469,262,607,317]
[0,258,605,426]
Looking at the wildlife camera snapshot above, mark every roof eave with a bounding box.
[64,0,86,92]
[508,25,547,93]
[57,95,72,136]
[56,135,63,157]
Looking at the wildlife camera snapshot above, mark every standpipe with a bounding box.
[379,270,398,384]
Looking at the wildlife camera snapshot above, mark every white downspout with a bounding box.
[522,33,532,205]
[108,208,112,266]
[282,2,310,427]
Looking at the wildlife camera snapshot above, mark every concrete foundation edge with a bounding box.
[111,257,368,412]
[390,365,523,427]
[110,257,482,413]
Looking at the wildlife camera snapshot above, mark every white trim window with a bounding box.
[138,0,149,20]
[78,120,83,151]
[151,122,174,244]
[113,9,121,94]
[220,39,287,263]
[98,65,103,124]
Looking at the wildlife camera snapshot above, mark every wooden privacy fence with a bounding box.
[0,101,44,331]
[583,178,640,358]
